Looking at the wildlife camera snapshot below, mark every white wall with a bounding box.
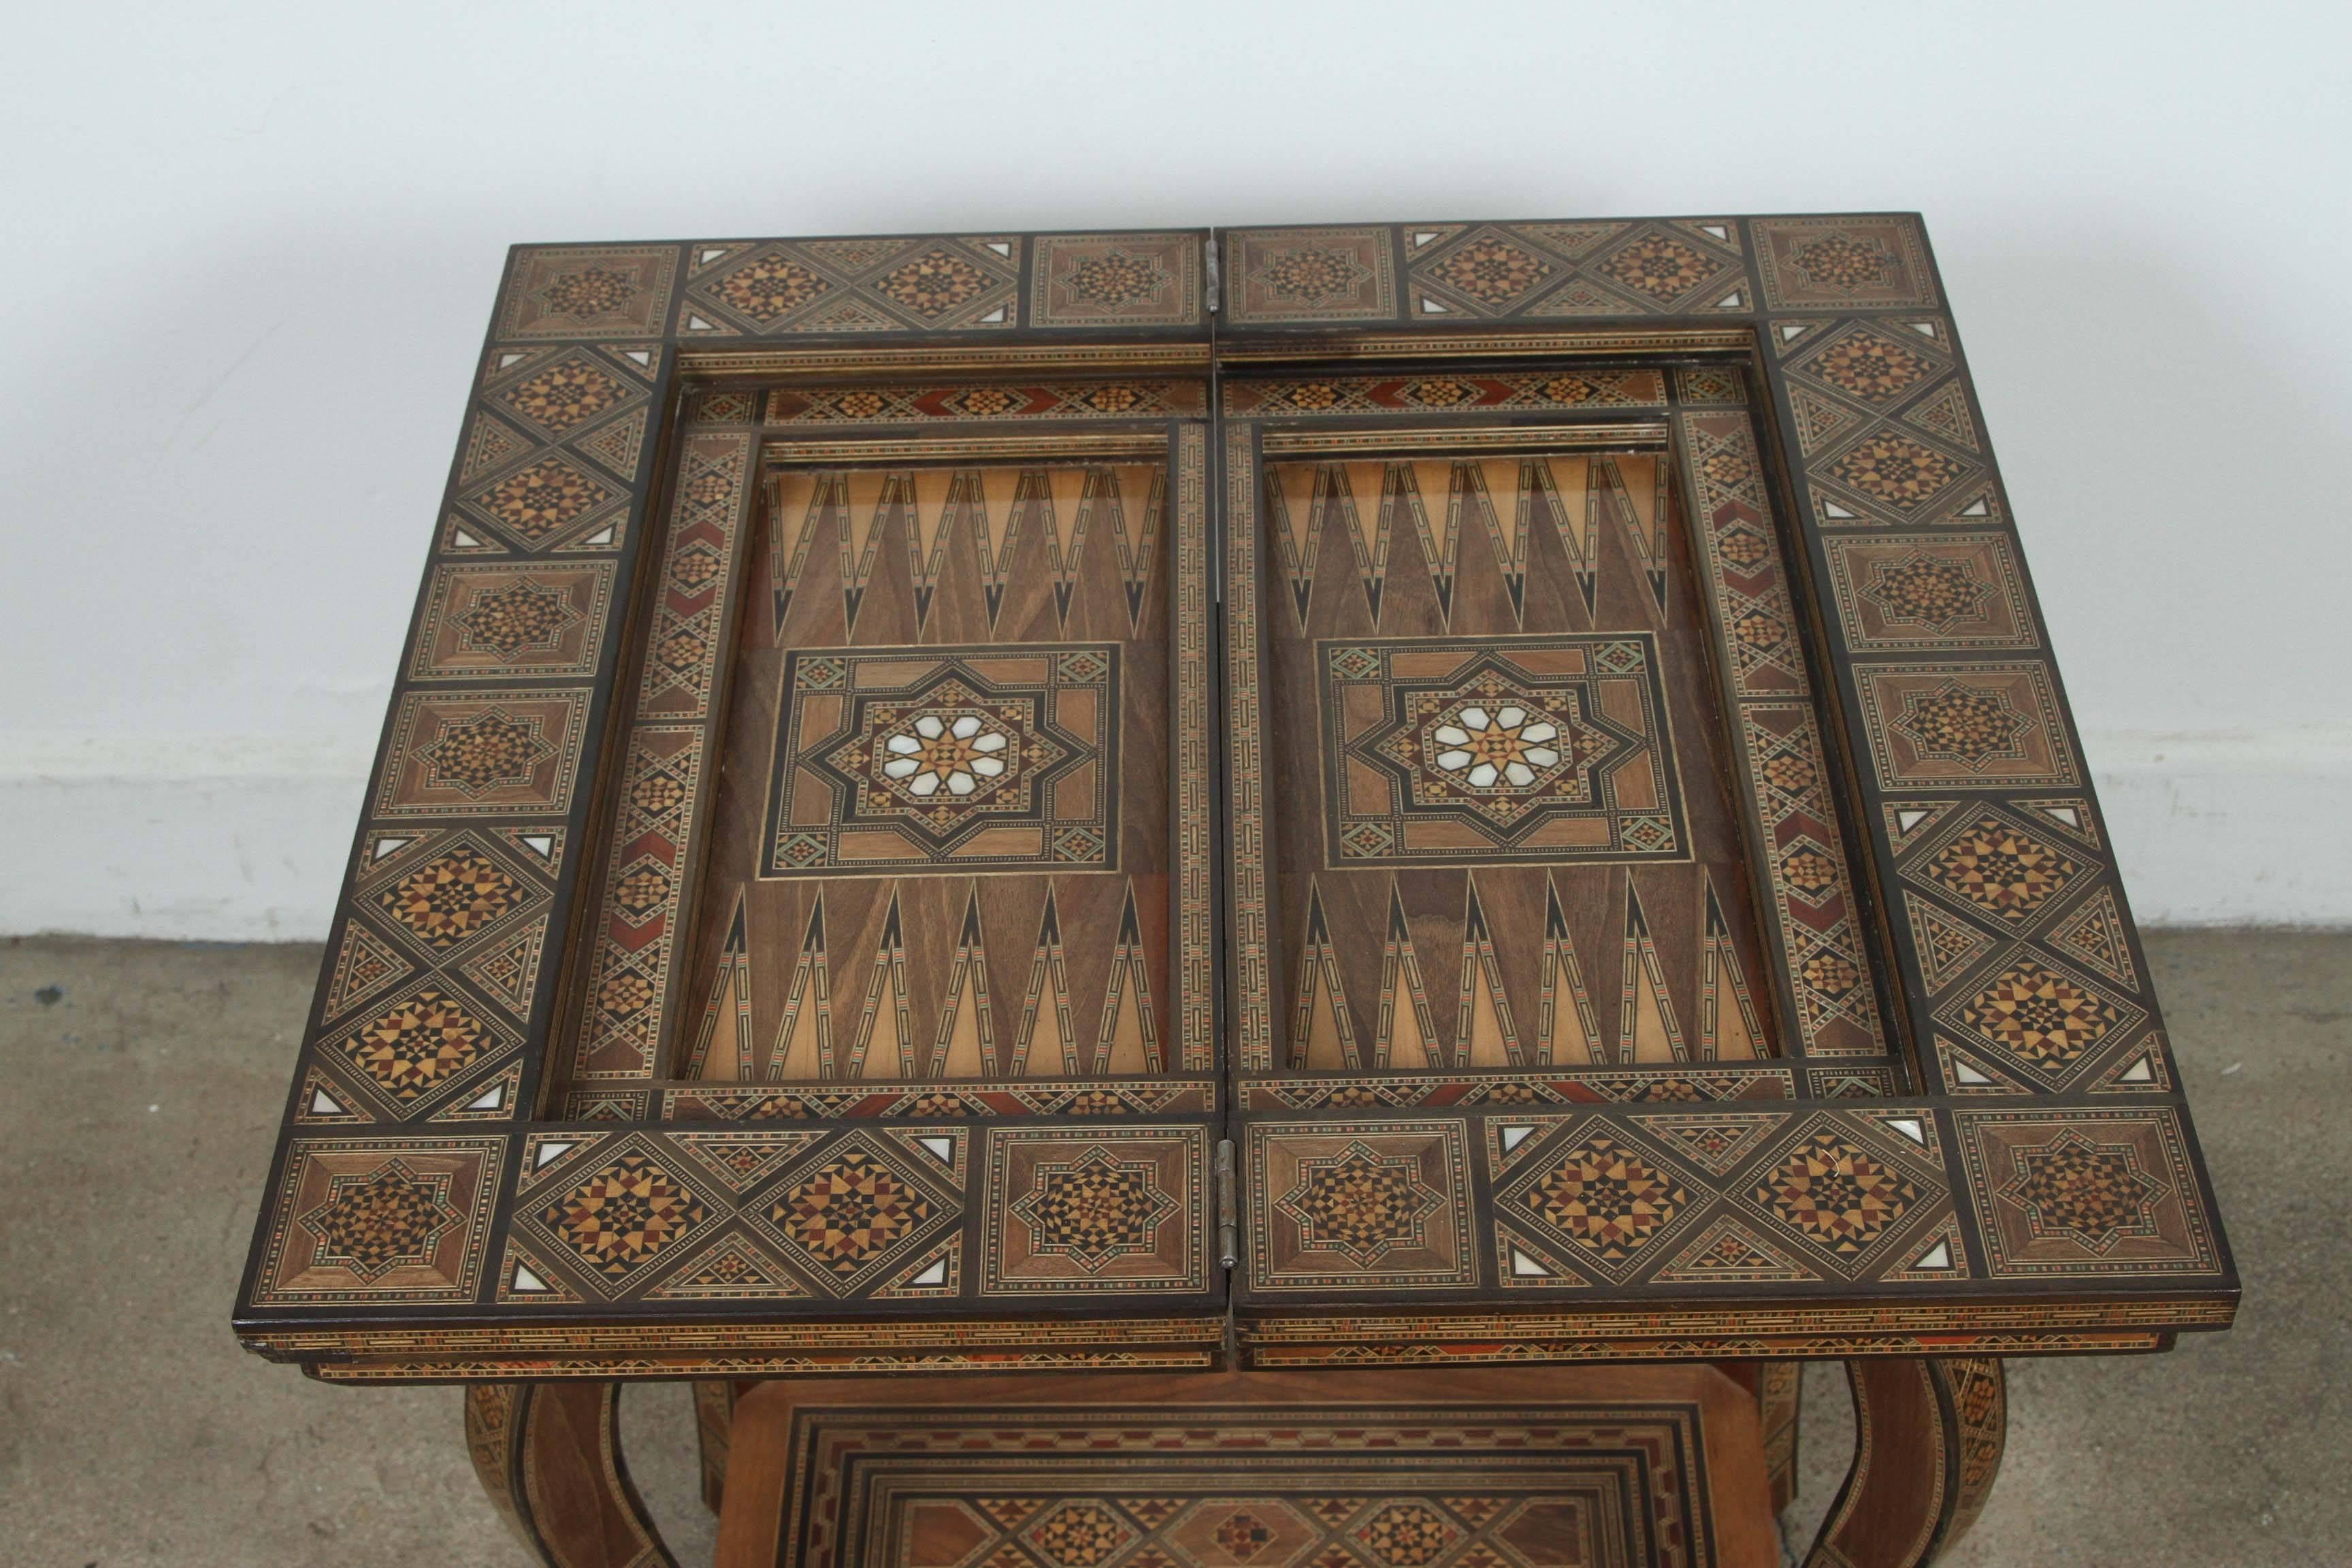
[4,0,2347,939]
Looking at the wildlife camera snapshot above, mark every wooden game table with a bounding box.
[235,216,2234,1567]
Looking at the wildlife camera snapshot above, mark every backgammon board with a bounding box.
[235,217,2234,1384]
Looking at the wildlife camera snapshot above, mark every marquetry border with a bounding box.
[1213,213,2230,1322]
[238,216,2233,1380]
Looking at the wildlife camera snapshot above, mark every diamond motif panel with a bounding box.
[755,1132,962,1297]
[1934,951,2146,1088]
[1904,811,2084,926]
[536,1143,713,1281]
[681,234,1022,336]
[1494,1128,1697,1280]
[336,984,514,1107]
[1735,1115,1940,1277]
[1399,220,1750,321]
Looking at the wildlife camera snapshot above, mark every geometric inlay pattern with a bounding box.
[239,216,2234,1369]
[1856,665,2078,789]
[1009,1147,1179,1273]
[538,1147,709,1277]
[1891,681,2027,767]
[1948,956,2134,1075]
[1751,1130,1918,1260]
[765,645,1118,876]
[1025,1502,1139,1567]
[698,1132,970,1300]
[298,1158,458,1283]
[984,1128,1205,1296]
[497,354,630,436]
[1507,1134,1688,1270]
[451,576,581,657]
[464,457,616,544]
[1319,636,1686,866]
[378,690,587,817]
[1373,219,1750,322]
[1955,1109,2221,1277]
[1753,216,1938,310]
[412,563,616,680]
[1914,815,2082,924]
[497,245,677,339]
[423,710,554,795]
[1496,1132,1703,1279]
[1032,233,1203,328]
[761,1391,1740,1568]
[1671,407,1891,1060]
[769,1148,933,1277]
[251,1137,503,1305]
[1352,1501,1462,1566]
[683,234,1022,337]
[1275,1139,1446,1269]
[1228,229,1395,323]
[1249,1124,1475,1291]
[376,849,524,949]
[1795,323,1936,404]
[1823,536,2034,652]
[1995,1130,2166,1255]
[339,987,500,1102]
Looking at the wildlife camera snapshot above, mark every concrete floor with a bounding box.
[0,932,2342,1567]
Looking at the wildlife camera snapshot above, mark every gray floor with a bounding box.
[1,932,2342,1567]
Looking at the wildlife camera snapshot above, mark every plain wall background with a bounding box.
[3,0,2347,938]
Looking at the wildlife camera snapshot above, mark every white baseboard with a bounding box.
[2078,725,2352,928]
[3,727,2347,941]
[1,734,372,943]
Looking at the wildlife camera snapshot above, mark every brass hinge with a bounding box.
[1213,1138,1238,1270]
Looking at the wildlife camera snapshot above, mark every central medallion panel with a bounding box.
[1320,633,1686,866]
[764,643,1120,877]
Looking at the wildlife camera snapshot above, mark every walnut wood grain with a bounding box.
[465,1382,678,1568]
[1804,1357,2006,1567]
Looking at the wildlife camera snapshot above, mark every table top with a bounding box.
[235,216,2236,1382]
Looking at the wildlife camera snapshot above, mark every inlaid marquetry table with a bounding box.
[235,216,2236,1568]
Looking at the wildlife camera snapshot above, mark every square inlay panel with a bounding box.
[763,643,1120,877]
[1318,632,1687,866]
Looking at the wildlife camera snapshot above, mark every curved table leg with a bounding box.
[465,1382,680,1568]
[1804,1357,2006,1568]
[693,1379,745,1514]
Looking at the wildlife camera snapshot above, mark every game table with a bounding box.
[235,216,2236,1567]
